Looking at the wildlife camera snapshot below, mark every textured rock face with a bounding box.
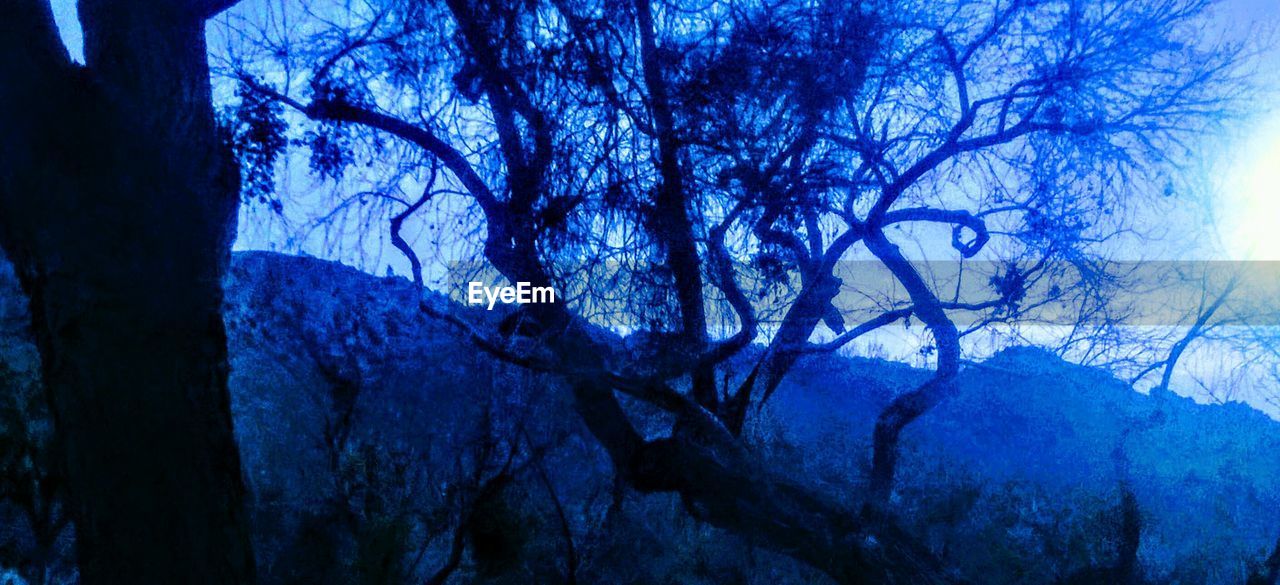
[0,251,492,491]
[222,251,467,500]
[0,249,580,449]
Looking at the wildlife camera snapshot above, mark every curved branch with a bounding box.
[389,173,436,287]
[242,78,506,225]
[863,227,961,504]
[305,99,504,219]
[803,309,912,353]
[703,203,758,364]
[883,207,991,258]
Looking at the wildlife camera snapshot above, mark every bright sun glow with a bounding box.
[1221,114,1280,260]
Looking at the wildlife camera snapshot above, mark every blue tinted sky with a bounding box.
[44,0,1280,69]
[32,0,1280,414]
[39,0,1280,257]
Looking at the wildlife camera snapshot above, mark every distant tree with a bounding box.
[224,0,1245,580]
[0,1,255,583]
[1128,266,1243,393]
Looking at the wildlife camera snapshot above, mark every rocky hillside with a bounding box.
[2,251,1279,583]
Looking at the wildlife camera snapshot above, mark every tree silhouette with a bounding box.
[221,0,1244,581]
[0,1,255,582]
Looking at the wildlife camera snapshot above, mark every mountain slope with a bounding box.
[2,251,1278,583]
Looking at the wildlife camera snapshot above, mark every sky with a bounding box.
[36,0,1280,413]
[1204,0,1280,260]
[40,0,1280,260]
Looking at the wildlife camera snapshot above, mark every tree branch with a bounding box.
[633,0,716,408]
[863,227,962,503]
[242,77,508,231]
[884,207,990,258]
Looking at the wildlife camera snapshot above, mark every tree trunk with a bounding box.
[864,228,961,505]
[569,375,955,584]
[0,1,255,583]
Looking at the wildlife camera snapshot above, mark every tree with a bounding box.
[0,1,256,583]
[1128,265,1243,394]
[225,0,1245,580]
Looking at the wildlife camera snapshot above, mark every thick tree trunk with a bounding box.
[0,1,255,583]
[864,229,961,505]
[568,375,955,584]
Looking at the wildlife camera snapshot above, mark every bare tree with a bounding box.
[220,0,1246,580]
[1129,266,1242,393]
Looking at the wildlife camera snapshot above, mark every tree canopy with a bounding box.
[217,0,1250,580]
